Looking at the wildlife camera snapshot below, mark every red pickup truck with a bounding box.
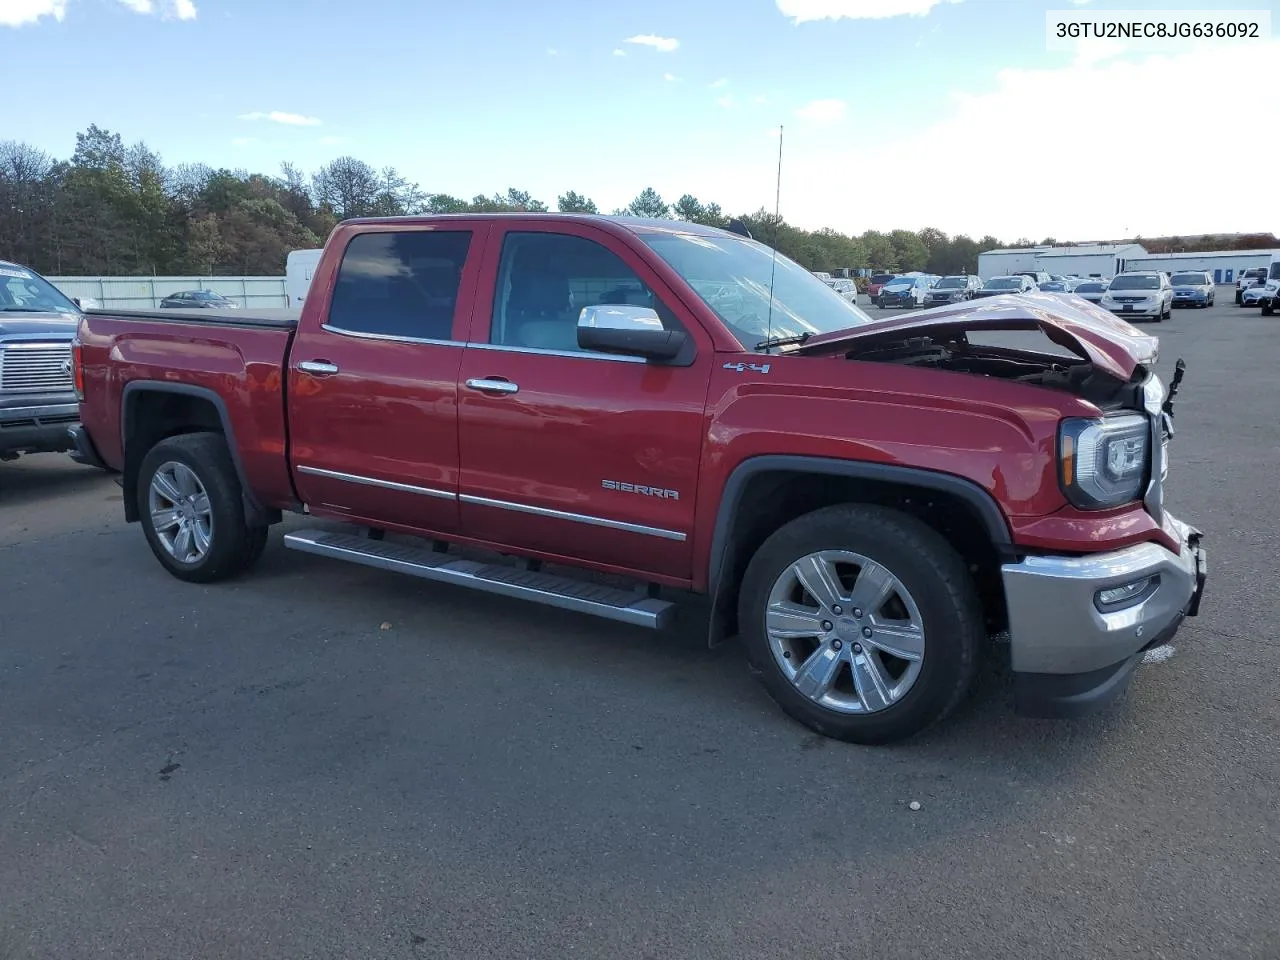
[70,214,1207,744]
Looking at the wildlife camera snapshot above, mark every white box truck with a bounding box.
[286,248,323,309]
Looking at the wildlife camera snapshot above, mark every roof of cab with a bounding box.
[337,213,742,239]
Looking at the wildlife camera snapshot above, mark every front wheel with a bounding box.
[137,432,269,583]
[738,504,982,745]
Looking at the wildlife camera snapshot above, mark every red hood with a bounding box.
[794,292,1159,381]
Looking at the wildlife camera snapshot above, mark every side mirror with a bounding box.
[577,305,687,361]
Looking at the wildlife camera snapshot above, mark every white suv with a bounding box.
[1100,271,1173,322]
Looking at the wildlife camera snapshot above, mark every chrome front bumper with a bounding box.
[1001,514,1206,716]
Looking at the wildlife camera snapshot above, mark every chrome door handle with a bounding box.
[299,360,339,375]
[465,378,519,394]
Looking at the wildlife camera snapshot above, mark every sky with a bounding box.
[2,0,1277,242]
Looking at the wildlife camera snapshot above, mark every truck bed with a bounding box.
[76,307,300,510]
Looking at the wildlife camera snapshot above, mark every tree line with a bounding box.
[2,126,1275,279]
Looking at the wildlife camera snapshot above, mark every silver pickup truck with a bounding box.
[0,260,82,462]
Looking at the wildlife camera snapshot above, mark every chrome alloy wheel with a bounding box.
[765,550,926,714]
[148,461,214,563]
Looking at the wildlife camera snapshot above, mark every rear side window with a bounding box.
[327,230,472,340]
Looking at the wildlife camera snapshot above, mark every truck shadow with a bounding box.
[0,455,114,507]
[244,522,1122,770]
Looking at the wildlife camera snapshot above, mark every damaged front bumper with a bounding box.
[1001,514,1207,718]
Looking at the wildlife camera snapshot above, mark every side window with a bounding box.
[327,230,472,341]
[489,231,681,354]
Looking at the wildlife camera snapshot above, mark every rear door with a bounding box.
[455,222,713,580]
[287,222,490,535]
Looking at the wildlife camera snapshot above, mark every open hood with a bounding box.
[793,292,1158,382]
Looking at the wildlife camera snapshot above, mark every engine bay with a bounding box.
[844,334,1131,406]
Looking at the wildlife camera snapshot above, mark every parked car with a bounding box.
[1259,253,1280,316]
[811,271,835,287]
[1072,280,1110,304]
[1170,271,1215,308]
[925,275,983,306]
[1038,279,1070,293]
[70,213,1207,745]
[876,275,933,308]
[1241,282,1272,307]
[159,290,240,309]
[830,278,858,303]
[974,275,1037,298]
[0,260,82,461]
[866,272,896,299]
[1100,271,1173,322]
[1235,267,1267,304]
[1017,271,1052,287]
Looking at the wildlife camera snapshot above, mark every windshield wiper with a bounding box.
[0,306,47,313]
[755,331,812,351]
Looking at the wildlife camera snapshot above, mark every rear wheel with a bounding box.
[137,432,269,583]
[738,504,982,745]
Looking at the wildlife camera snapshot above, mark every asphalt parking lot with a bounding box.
[2,293,1277,960]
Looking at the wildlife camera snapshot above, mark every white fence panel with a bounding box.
[47,276,287,309]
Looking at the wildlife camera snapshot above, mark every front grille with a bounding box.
[0,343,73,393]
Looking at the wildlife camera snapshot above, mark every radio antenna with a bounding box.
[764,124,783,353]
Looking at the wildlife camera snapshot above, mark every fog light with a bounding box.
[1097,576,1157,608]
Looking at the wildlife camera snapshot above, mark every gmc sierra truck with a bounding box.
[69,214,1208,744]
[1,260,82,461]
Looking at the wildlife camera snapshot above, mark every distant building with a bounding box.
[978,243,1147,280]
[1126,249,1278,284]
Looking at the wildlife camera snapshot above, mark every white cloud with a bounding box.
[624,33,679,52]
[710,77,729,89]
[663,72,679,82]
[776,40,1280,239]
[1,0,68,26]
[753,94,768,104]
[238,111,322,126]
[795,98,847,122]
[1,0,195,24]
[716,95,735,109]
[776,0,961,22]
[117,0,195,14]
[612,48,625,56]
[546,47,557,56]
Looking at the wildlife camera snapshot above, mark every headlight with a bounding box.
[1059,414,1149,509]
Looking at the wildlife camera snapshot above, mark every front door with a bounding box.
[287,223,490,535]
[455,223,712,581]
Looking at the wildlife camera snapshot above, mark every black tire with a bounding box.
[137,432,269,583]
[1263,302,1274,317]
[1235,292,1242,304]
[738,504,982,745]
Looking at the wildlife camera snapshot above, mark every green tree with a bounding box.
[627,187,669,218]
[556,191,598,213]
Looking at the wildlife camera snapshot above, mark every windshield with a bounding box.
[640,231,874,348]
[1076,282,1105,292]
[870,273,894,284]
[985,277,1023,289]
[935,277,966,289]
[0,264,81,314]
[1171,273,1208,285]
[1040,281,1066,290]
[1110,275,1159,290]
[1270,263,1280,280]
[189,291,223,300]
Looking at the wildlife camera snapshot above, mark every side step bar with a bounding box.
[283,528,676,629]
